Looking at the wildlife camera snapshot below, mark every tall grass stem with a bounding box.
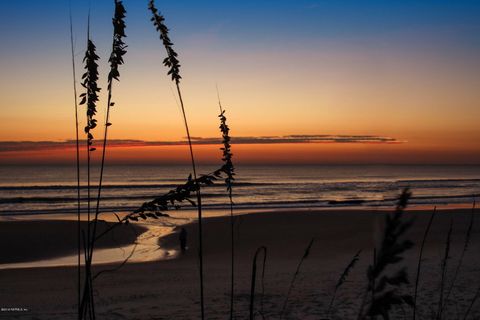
[250,246,267,320]
[436,218,453,320]
[413,207,437,320]
[443,201,475,309]
[280,238,314,318]
[327,250,361,316]
[68,6,82,319]
[88,0,127,278]
[148,2,205,317]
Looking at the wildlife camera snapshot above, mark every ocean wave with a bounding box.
[0,193,477,216]
[398,178,480,183]
[1,177,478,193]
[0,193,225,204]
[0,182,272,191]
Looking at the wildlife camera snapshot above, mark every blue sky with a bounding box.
[0,1,479,164]
[2,1,479,54]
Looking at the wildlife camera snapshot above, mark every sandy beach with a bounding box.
[1,208,479,319]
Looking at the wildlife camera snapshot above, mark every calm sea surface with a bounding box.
[0,164,479,215]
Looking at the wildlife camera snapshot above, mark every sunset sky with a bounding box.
[0,0,479,164]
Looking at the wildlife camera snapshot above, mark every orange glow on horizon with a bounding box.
[1,142,479,165]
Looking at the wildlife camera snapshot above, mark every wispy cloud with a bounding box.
[0,135,404,153]
[304,3,320,9]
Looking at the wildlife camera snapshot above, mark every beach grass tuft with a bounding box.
[358,188,414,319]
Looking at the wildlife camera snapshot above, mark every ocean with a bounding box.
[0,164,479,216]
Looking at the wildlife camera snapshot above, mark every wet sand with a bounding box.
[0,220,147,264]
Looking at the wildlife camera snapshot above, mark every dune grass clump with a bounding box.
[358,188,414,319]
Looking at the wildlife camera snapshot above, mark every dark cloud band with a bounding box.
[0,135,403,152]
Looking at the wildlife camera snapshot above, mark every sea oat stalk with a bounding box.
[79,3,127,317]
[88,0,127,273]
[217,90,236,319]
[78,13,101,318]
[148,1,205,318]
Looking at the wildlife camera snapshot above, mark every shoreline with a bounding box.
[1,206,476,268]
[1,194,477,217]
[0,199,475,218]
